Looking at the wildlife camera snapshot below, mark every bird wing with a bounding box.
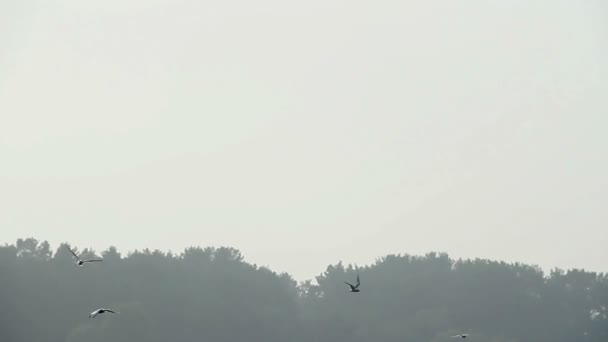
[89,310,99,318]
[355,275,360,288]
[344,281,355,289]
[105,309,118,314]
[81,259,103,263]
[66,246,79,259]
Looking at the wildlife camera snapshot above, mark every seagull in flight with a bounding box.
[66,246,103,266]
[345,274,361,292]
[451,334,469,339]
[89,308,118,318]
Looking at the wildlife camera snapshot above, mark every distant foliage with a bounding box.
[0,239,606,342]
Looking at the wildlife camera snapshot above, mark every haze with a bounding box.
[1,0,606,280]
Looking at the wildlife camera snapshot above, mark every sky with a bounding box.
[1,0,607,280]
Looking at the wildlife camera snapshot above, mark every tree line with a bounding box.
[0,237,606,342]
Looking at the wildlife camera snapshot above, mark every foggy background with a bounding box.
[1,0,607,280]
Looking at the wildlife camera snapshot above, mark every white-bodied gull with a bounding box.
[451,334,469,339]
[66,246,103,266]
[89,308,118,318]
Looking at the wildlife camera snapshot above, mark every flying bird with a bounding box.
[345,274,361,292]
[66,246,103,266]
[89,308,118,318]
[451,334,469,339]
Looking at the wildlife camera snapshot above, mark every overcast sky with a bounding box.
[1,0,606,280]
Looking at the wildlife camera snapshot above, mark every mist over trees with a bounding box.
[1,238,606,342]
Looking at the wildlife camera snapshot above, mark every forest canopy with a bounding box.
[1,237,606,342]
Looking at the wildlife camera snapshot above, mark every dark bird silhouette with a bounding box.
[345,274,361,292]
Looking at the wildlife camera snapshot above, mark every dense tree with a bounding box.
[0,239,606,342]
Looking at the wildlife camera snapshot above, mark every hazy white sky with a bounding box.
[1,0,606,280]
